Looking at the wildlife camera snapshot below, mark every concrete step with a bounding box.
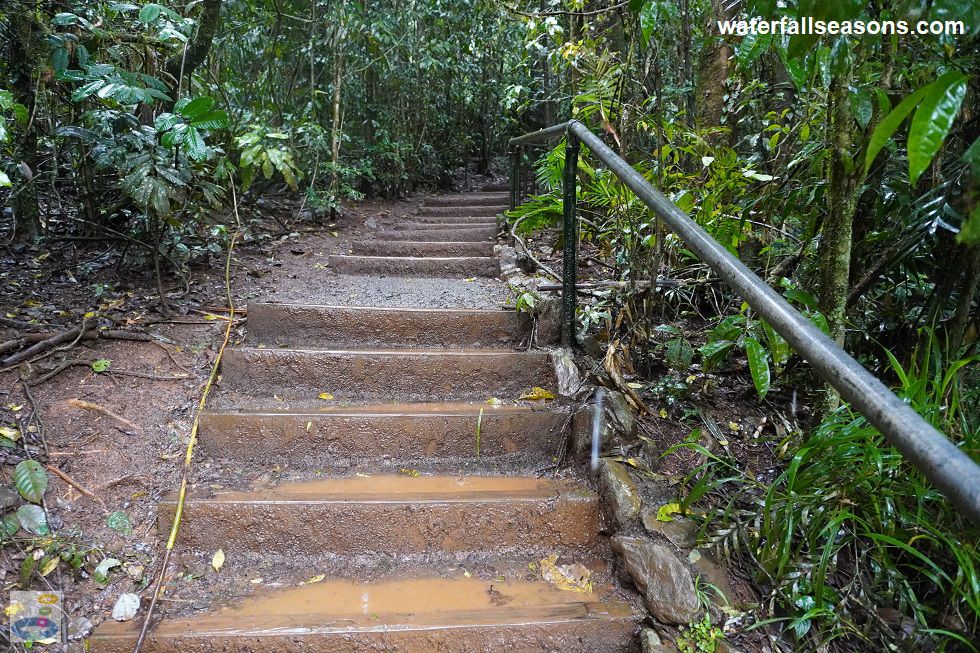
[402,215,499,225]
[218,347,558,403]
[198,402,567,465]
[90,567,638,652]
[381,225,497,241]
[352,240,493,257]
[157,475,599,555]
[424,192,510,207]
[483,181,510,192]
[417,205,502,217]
[328,254,498,277]
[246,304,535,348]
[392,220,496,231]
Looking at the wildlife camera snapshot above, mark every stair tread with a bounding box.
[203,399,563,416]
[167,474,592,503]
[92,569,637,641]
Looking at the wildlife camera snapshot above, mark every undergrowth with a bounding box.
[673,333,979,651]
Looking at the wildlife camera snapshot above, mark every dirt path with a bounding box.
[40,189,641,651]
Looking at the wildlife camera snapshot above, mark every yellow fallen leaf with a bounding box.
[399,468,421,477]
[306,421,313,432]
[519,387,556,401]
[539,554,592,593]
[659,408,668,419]
[40,557,60,577]
[250,577,264,584]
[301,574,326,585]
[211,549,225,572]
[486,397,504,406]
[728,421,741,432]
[657,502,682,522]
[685,375,697,384]
[626,382,644,389]
[318,392,334,401]
[0,426,21,442]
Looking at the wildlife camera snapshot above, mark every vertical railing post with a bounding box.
[509,148,519,211]
[561,131,580,347]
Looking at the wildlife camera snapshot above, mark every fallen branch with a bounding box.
[2,321,90,367]
[510,216,561,281]
[536,279,688,292]
[46,464,103,504]
[67,398,139,431]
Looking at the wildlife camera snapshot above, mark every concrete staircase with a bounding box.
[328,192,507,277]
[89,190,643,651]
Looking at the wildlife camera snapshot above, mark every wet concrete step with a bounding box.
[157,475,599,555]
[198,402,567,465]
[246,303,536,348]
[417,205,502,217]
[218,347,558,402]
[381,226,497,241]
[401,215,499,225]
[424,192,509,206]
[328,254,498,277]
[351,240,493,257]
[90,568,638,652]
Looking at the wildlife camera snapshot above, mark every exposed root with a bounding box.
[68,398,139,432]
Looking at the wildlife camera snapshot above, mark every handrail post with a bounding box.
[509,148,519,211]
[561,131,581,347]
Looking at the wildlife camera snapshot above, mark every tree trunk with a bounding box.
[694,0,731,131]
[7,10,41,241]
[165,0,224,92]
[818,72,858,345]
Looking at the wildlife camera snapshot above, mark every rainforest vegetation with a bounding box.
[1,0,978,650]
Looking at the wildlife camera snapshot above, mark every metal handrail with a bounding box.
[507,119,980,524]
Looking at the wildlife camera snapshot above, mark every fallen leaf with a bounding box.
[398,468,421,477]
[486,397,504,406]
[112,593,140,621]
[0,426,21,442]
[301,574,325,585]
[657,502,682,522]
[318,392,334,401]
[91,359,111,373]
[519,387,556,401]
[626,382,644,389]
[659,408,668,418]
[106,511,132,535]
[250,577,264,584]
[211,549,225,572]
[539,554,592,593]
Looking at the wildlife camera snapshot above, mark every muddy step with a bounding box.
[199,402,566,464]
[247,304,535,348]
[381,225,498,241]
[424,192,510,207]
[90,570,638,652]
[218,347,558,402]
[352,240,493,257]
[157,475,599,555]
[417,205,502,217]
[403,215,499,225]
[328,255,498,277]
[391,220,496,231]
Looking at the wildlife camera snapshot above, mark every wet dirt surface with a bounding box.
[0,192,524,647]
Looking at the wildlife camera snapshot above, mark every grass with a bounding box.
[673,334,979,650]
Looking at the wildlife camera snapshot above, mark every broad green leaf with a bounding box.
[178,96,215,121]
[51,47,69,73]
[17,504,49,535]
[106,510,132,535]
[52,12,79,25]
[190,110,229,130]
[14,460,47,503]
[0,514,19,538]
[139,3,162,23]
[908,71,967,185]
[91,359,111,373]
[864,83,933,174]
[744,337,771,399]
[71,80,105,102]
[184,127,208,161]
[762,321,790,370]
[699,340,735,371]
[0,171,10,188]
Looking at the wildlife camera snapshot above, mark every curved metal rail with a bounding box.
[508,119,980,523]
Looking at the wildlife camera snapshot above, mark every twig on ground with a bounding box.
[1,319,90,367]
[68,398,139,431]
[46,464,103,504]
